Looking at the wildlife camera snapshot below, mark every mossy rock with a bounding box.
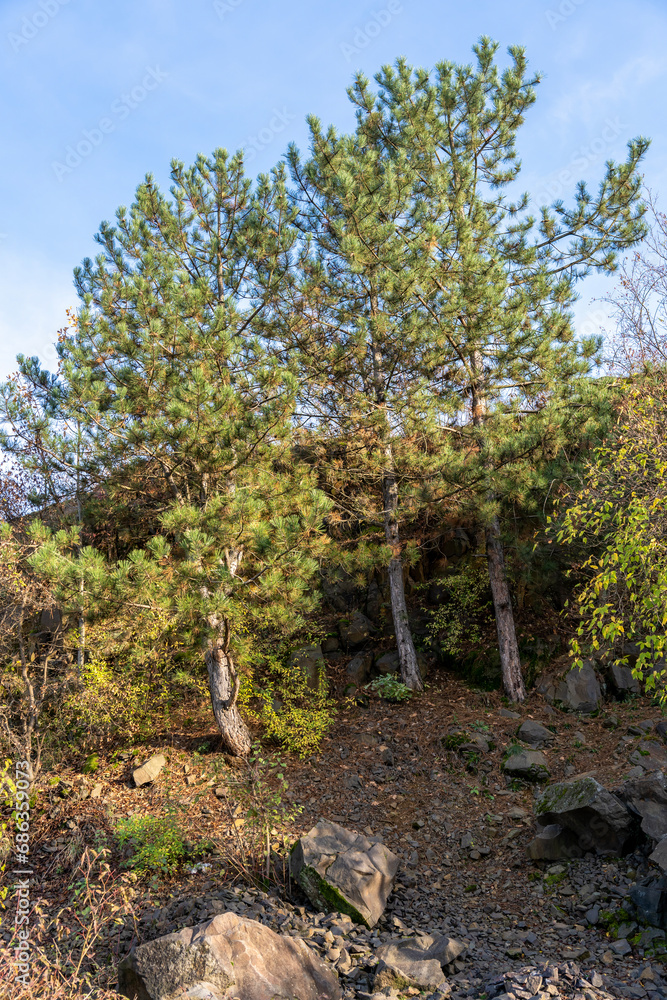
[297,864,368,926]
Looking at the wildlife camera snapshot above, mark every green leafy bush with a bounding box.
[247,649,335,758]
[114,811,187,877]
[550,377,667,703]
[365,674,413,702]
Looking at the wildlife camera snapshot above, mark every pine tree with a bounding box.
[1,150,331,754]
[283,121,429,690]
[341,39,649,700]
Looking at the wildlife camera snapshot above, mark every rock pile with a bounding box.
[484,961,618,1000]
[526,769,667,934]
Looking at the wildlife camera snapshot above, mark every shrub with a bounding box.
[365,674,413,703]
[114,811,187,877]
[248,648,335,758]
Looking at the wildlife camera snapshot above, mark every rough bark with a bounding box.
[486,512,526,702]
[382,451,423,692]
[205,641,252,757]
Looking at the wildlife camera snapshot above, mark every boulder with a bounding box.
[628,741,667,773]
[133,754,166,788]
[502,750,550,783]
[618,770,667,841]
[517,721,555,748]
[289,645,326,691]
[609,662,641,697]
[339,612,374,648]
[290,819,399,928]
[374,650,428,680]
[117,911,342,1000]
[374,934,464,991]
[346,652,373,687]
[555,660,601,713]
[375,650,400,675]
[529,777,638,859]
[461,733,490,754]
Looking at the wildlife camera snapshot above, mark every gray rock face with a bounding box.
[555,660,601,713]
[529,777,638,859]
[526,823,583,861]
[618,770,667,841]
[609,662,641,696]
[290,819,399,928]
[517,720,555,748]
[289,644,326,690]
[346,651,373,687]
[630,876,667,930]
[339,612,374,648]
[502,750,550,783]
[133,754,166,787]
[117,911,342,1000]
[374,934,464,991]
[366,579,382,621]
[650,836,667,873]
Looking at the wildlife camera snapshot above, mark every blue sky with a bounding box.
[1,0,665,379]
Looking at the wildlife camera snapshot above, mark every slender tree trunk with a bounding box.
[486,510,526,702]
[382,448,423,691]
[205,640,252,756]
[471,353,525,702]
[369,283,422,691]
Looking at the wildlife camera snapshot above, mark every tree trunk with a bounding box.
[486,512,526,702]
[382,454,423,692]
[368,281,422,692]
[205,642,252,756]
[469,351,525,702]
